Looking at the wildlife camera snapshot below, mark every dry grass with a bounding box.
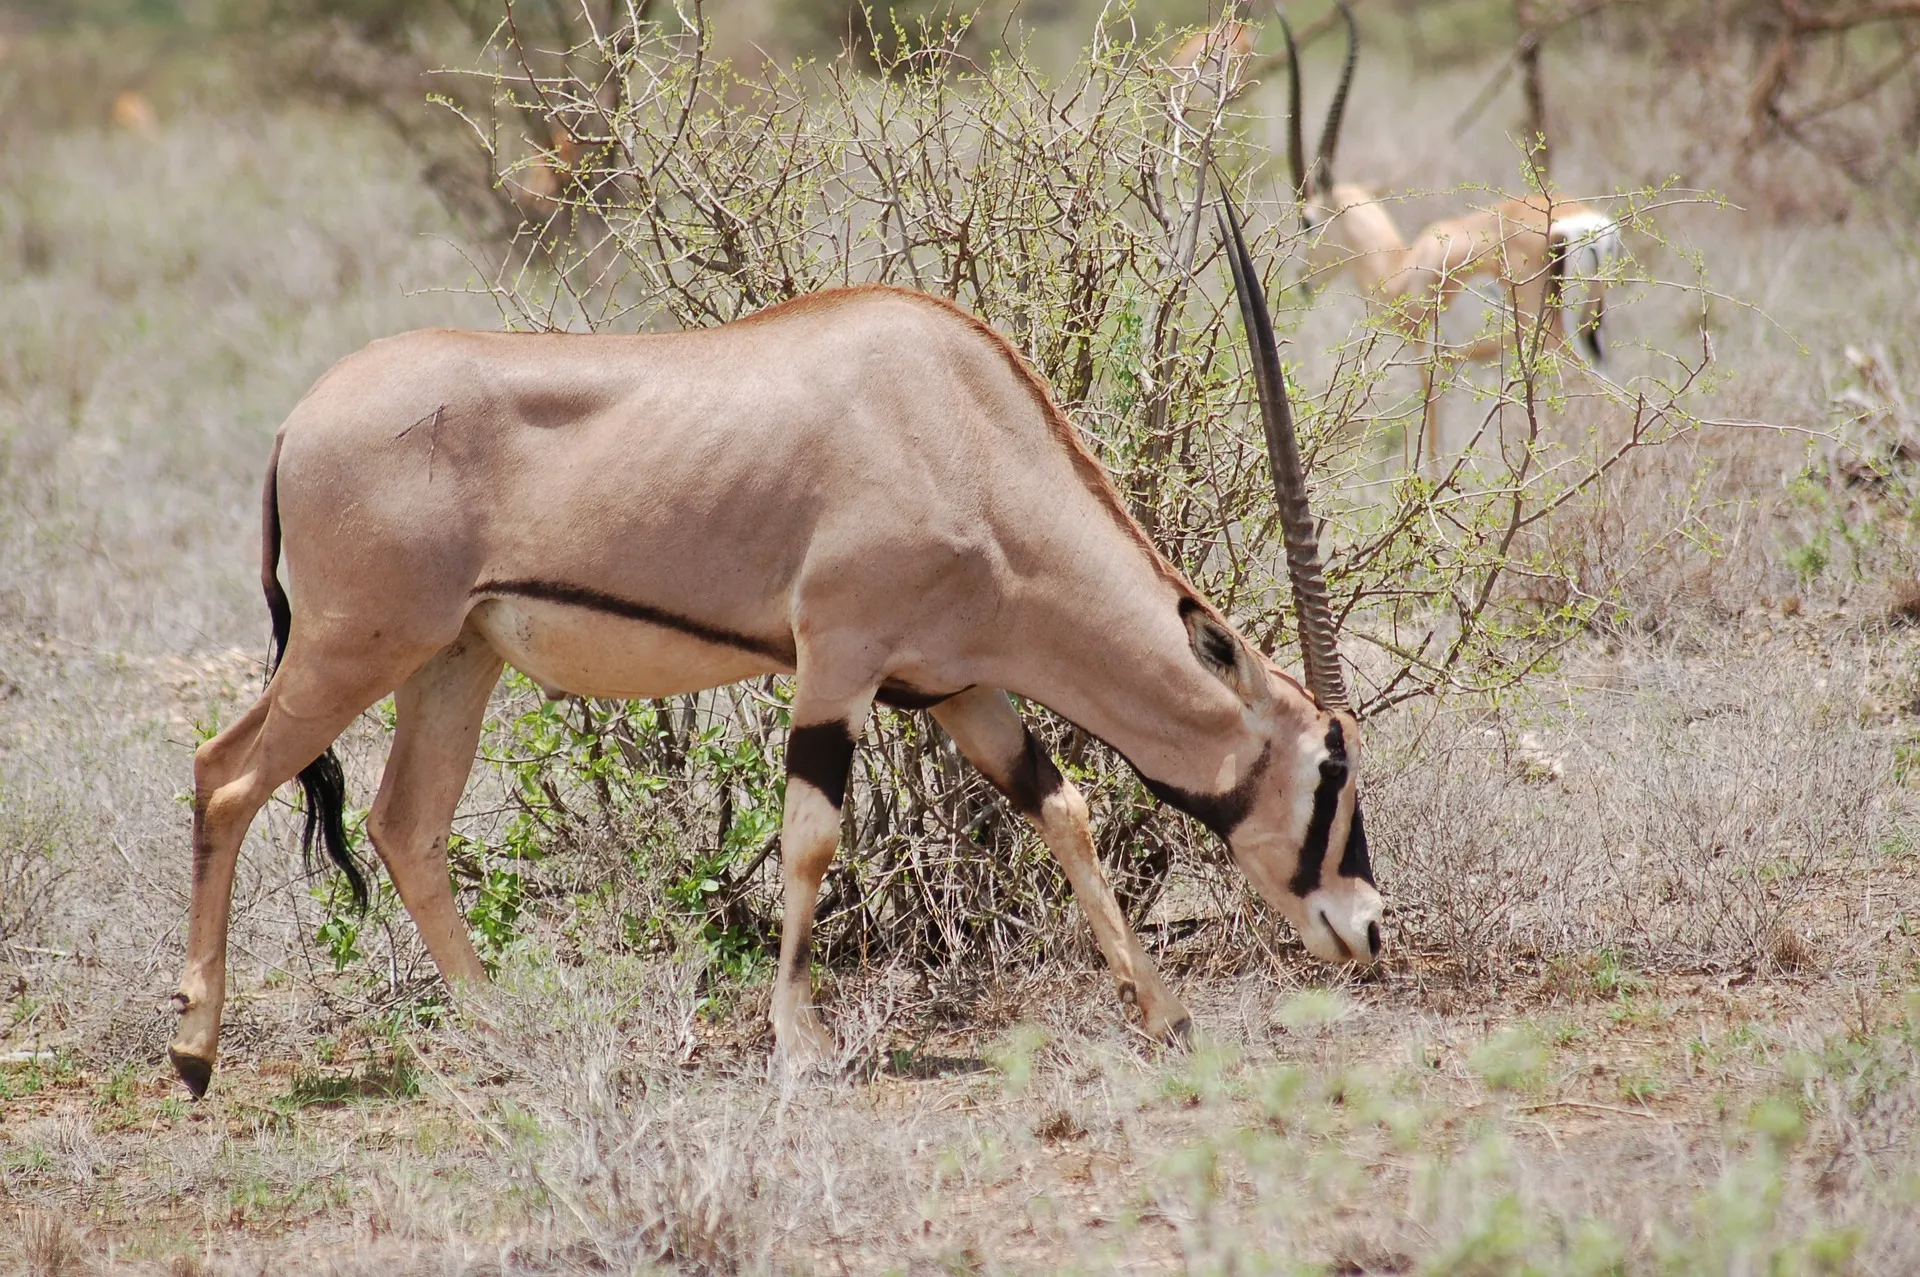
[2,7,1919,1274]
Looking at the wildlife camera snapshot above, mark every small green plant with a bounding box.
[1276,989,1349,1031]
[1783,535,1829,584]
[1616,1070,1665,1105]
[1590,950,1646,999]
[987,1024,1048,1096]
[1745,1095,1806,1149]
[1470,1027,1549,1095]
[280,1037,419,1111]
[89,1063,142,1129]
[1893,738,1920,787]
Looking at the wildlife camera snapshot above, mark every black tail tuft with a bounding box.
[263,435,367,913]
[1577,292,1606,364]
[262,439,293,680]
[298,747,368,912]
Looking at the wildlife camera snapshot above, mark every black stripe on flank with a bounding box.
[1139,742,1274,840]
[1288,720,1350,897]
[999,727,1065,819]
[875,681,972,711]
[787,721,857,808]
[1339,802,1374,885]
[474,579,797,665]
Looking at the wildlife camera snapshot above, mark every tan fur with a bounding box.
[167,285,1381,1091]
[1169,20,1254,72]
[1305,183,1588,358]
[735,287,1198,601]
[1302,183,1618,461]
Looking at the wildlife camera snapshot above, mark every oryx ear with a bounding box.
[1180,598,1271,706]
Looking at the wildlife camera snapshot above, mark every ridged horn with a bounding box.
[1274,3,1305,197]
[1216,185,1349,711]
[1312,0,1359,195]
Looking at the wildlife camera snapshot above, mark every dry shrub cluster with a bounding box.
[0,792,73,949]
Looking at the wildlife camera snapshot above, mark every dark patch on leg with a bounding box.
[1117,979,1138,1006]
[787,721,856,807]
[169,1049,212,1099]
[1000,727,1065,818]
[875,681,971,711]
[190,807,214,887]
[1287,721,1350,897]
[787,925,813,982]
[1338,801,1374,885]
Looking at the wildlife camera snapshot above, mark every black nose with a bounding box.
[1366,920,1381,959]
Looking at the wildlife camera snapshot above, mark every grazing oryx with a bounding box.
[1278,3,1623,451]
[167,192,1379,1097]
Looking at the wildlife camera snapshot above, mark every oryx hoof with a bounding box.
[1162,1015,1194,1048]
[168,1048,214,1099]
[770,1012,836,1079]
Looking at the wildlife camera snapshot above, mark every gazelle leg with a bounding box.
[931,687,1191,1043]
[364,629,505,991]
[170,642,421,1095]
[770,684,876,1066]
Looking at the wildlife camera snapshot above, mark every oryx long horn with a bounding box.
[1312,0,1360,194]
[1274,3,1306,197]
[1216,187,1349,711]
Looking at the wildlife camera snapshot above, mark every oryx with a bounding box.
[167,193,1379,1096]
[1279,1,1623,454]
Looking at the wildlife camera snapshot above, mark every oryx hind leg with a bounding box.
[170,640,426,1095]
[930,687,1190,1044]
[771,677,877,1069]
[364,627,505,993]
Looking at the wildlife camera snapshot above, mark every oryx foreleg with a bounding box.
[771,684,876,1066]
[931,687,1191,1044]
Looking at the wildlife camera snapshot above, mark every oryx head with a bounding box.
[1189,182,1381,966]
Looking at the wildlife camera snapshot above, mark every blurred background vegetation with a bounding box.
[4,0,1914,229]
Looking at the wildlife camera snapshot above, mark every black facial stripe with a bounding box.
[474,579,797,665]
[998,727,1066,818]
[1139,742,1275,840]
[1288,721,1350,897]
[1338,802,1373,885]
[787,721,857,807]
[875,681,971,711]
